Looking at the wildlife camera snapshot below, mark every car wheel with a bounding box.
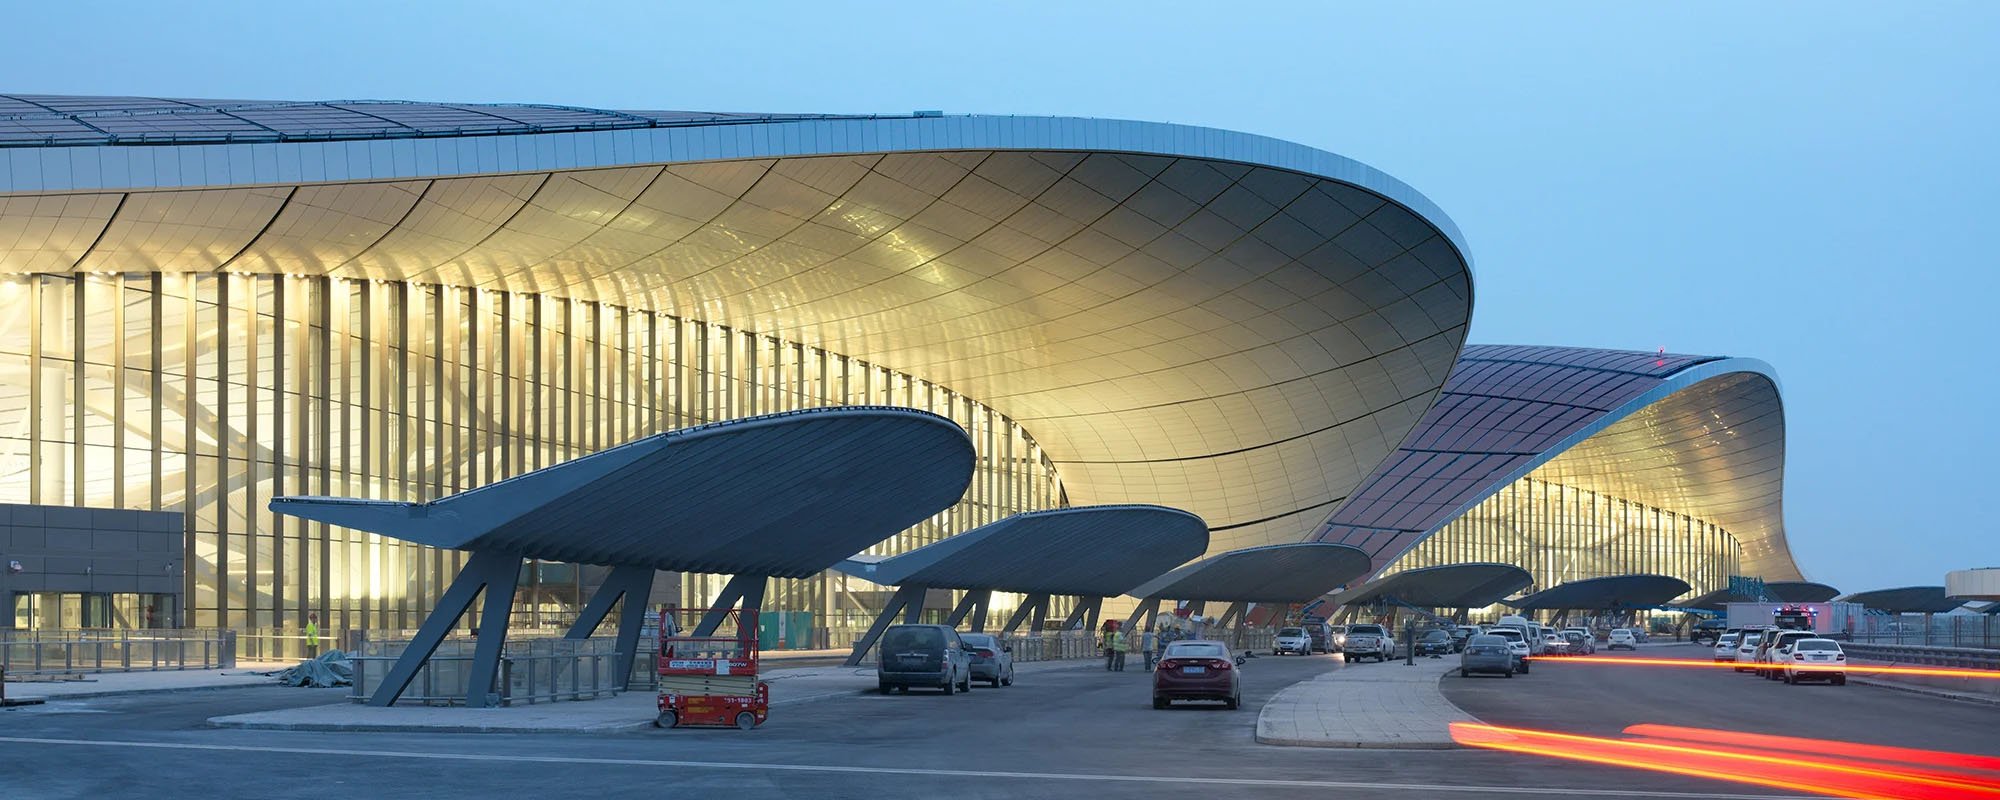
[654,711,678,728]
[1520,662,1530,674]
[1344,655,1353,663]
[735,712,757,730]
[1503,670,1513,679]
[1459,668,1469,678]
[1003,668,1014,687]
[942,676,954,695]
[1153,696,1168,709]
[1833,675,1846,686]
[879,683,891,695]
[961,672,972,693]
[1225,694,1240,710]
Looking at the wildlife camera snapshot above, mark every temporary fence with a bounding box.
[348,633,647,706]
[0,628,235,676]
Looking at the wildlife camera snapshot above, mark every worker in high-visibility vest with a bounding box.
[305,612,321,658]
[1102,624,1126,671]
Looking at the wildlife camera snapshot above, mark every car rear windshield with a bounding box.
[1742,634,1762,645]
[1279,627,1304,636]
[883,626,944,651]
[1421,630,1450,641]
[1490,630,1523,642]
[1795,640,1840,652]
[959,634,995,648]
[1166,643,1226,658]
[1348,625,1386,636]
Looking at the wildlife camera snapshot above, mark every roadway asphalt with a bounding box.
[0,647,1908,800]
[1442,642,2000,756]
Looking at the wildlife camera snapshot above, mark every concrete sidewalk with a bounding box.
[208,657,1099,734]
[3,662,294,701]
[1255,655,1476,749]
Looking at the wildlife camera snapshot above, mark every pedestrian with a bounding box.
[1141,626,1157,672]
[1103,623,1125,671]
[304,612,320,659]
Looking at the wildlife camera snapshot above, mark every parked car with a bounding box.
[1459,634,1517,677]
[1782,638,1848,685]
[1302,621,1336,654]
[1607,628,1639,650]
[1732,630,1766,672]
[877,624,973,694]
[1562,630,1595,655]
[1691,619,1729,645]
[1486,628,1531,673]
[1755,630,1817,680]
[1342,623,1397,663]
[958,632,1014,687]
[1712,633,1740,662]
[1450,625,1482,652]
[1328,624,1350,652]
[1153,640,1241,709]
[1274,626,1313,656]
[1414,628,1453,657]
[1541,630,1569,656]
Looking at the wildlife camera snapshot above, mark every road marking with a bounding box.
[0,735,1818,798]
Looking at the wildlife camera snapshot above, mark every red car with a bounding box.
[1152,640,1241,709]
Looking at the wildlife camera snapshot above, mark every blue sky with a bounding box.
[8,2,1994,592]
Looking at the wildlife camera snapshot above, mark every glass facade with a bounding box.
[0,272,1063,635]
[1378,475,1742,602]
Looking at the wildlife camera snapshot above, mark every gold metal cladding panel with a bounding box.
[1530,371,1795,581]
[0,150,1473,555]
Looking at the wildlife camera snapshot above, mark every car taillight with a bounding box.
[1210,659,1232,671]
[977,649,995,658]
[1794,653,1806,660]
[1836,654,1846,661]
[1158,659,1181,670]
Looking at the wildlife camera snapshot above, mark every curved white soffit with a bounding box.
[0,112,1475,557]
[1368,357,1801,582]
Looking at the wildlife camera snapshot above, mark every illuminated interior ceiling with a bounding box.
[1312,345,1801,582]
[0,95,1474,561]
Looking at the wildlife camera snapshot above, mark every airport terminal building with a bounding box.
[0,94,1800,637]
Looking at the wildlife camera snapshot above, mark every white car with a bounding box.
[1782,638,1848,685]
[1755,630,1818,680]
[1733,631,1765,672]
[1487,628,1532,673]
[1712,633,1740,662]
[1608,628,1639,650]
[1273,626,1313,656]
[1541,631,1569,655]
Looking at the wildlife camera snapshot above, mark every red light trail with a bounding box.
[1531,654,2000,679]
[1451,722,2000,799]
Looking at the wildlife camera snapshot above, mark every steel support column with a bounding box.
[945,589,990,628]
[1001,593,1048,635]
[1123,598,1161,634]
[692,573,768,638]
[843,584,926,667]
[564,564,656,690]
[366,549,520,708]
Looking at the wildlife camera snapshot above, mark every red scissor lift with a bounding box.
[654,606,768,730]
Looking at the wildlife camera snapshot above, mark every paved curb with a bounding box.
[9,677,287,702]
[207,715,655,734]
[1850,676,2000,707]
[1254,657,1476,750]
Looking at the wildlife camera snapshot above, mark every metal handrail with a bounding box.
[0,630,235,676]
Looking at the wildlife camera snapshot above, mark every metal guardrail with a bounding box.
[349,635,636,706]
[1844,642,2000,670]
[0,629,235,676]
[1849,616,1998,649]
